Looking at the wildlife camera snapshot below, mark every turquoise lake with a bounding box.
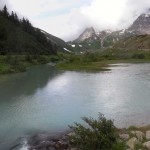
[1,63,150,149]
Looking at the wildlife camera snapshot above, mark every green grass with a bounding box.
[0,55,58,74]
[2,49,150,74]
[57,59,150,72]
[0,63,11,74]
[56,49,150,72]
[57,61,110,72]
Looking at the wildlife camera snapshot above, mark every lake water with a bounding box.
[1,63,150,149]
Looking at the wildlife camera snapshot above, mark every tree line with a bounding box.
[0,5,57,55]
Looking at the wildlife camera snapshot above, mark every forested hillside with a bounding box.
[0,5,57,55]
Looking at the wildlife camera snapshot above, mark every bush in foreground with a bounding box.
[69,113,125,150]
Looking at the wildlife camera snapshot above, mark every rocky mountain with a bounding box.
[101,29,136,48]
[68,27,101,52]
[112,9,150,50]
[114,34,150,50]
[70,27,134,51]
[70,27,138,51]
[128,9,150,35]
[74,27,99,43]
[70,8,150,51]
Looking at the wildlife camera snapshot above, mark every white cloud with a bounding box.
[3,0,150,41]
[81,0,126,29]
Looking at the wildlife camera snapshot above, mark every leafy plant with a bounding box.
[69,113,124,150]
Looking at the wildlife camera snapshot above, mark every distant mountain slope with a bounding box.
[69,27,101,52]
[102,29,136,47]
[102,9,150,48]
[114,34,150,50]
[40,29,72,52]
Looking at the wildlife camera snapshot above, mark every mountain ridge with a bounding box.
[70,8,150,51]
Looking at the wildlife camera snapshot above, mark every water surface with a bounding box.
[1,63,150,148]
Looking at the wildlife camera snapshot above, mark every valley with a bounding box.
[1,3,150,150]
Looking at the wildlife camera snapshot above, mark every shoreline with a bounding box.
[0,55,58,75]
[1,55,150,75]
[17,124,150,150]
[56,59,150,72]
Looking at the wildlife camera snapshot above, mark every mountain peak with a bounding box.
[144,8,150,17]
[129,8,150,34]
[74,27,96,43]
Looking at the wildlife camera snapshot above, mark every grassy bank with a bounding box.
[56,49,150,72]
[0,55,58,74]
[2,49,150,74]
[57,61,110,71]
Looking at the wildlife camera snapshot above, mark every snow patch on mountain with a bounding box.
[71,44,76,47]
[63,48,72,53]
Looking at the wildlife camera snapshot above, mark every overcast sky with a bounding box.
[1,0,150,41]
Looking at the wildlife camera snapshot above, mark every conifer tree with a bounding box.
[2,5,9,18]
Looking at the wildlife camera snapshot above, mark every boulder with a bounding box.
[29,134,53,145]
[135,131,145,141]
[127,137,139,149]
[143,141,150,149]
[39,141,52,147]
[57,140,69,149]
[146,131,150,140]
[119,134,130,141]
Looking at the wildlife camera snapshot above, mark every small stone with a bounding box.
[131,131,136,135]
[38,141,52,148]
[127,137,138,149]
[146,131,150,140]
[135,131,145,141]
[49,141,56,147]
[67,132,76,137]
[119,134,130,141]
[143,141,150,149]
[52,137,59,142]
[62,135,68,141]
[55,143,60,149]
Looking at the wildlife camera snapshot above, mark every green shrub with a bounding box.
[69,113,123,150]
[5,55,25,72]
[25,54,33,63]
[132,53,145,59]
[37,55,47,64]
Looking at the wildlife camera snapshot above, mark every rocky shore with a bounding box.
[28,131,74,150]
[119,128,150,150]
[26,127,150,150]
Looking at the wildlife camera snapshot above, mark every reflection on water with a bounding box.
[1,63,150,149]
[0,64,59,101]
